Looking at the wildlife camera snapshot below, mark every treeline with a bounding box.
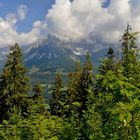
[0,25,140,140]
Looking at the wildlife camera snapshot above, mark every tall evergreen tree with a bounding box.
[66,61,82,115]
[65,56,94,140]
[78,52,94,139]
[94,47,118,137]
[99,47,115,75]
[66,54,93,119]
[50,72,64,117]
[96,47,116,96]
[32,82,46,114]
[121,24,140,87]
[95,25,140,139]
[117,24,140,139]
[78,52,94,118]
[0,43,31,122]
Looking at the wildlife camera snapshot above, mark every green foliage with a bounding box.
[32,82,47,115]
[121,24,140,87]
[78,52,94,118]
[0,115,63,140]
[0,43,31,122]
[0,24,140,139]
[50,72,65,117]
[66,61,82,116]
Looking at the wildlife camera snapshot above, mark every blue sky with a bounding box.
[102,0,110,7]
[0,0,139,48]
[0,0,55,32]
[0,0,136,33]
[0,0,111,33]
[0,0,138,33]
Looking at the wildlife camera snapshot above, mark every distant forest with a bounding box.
[0,25,140,139]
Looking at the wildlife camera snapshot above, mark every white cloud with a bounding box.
[0,4,47,48]
[6,13,17,26]
[17,5,28,20]
[1,0,140,48]
[46,0,140,43]
[0,17,43,47]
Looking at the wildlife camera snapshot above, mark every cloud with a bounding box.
[1,0,140,48]
[0,4,47,48]
[0,17,43,47]
[46,0,140,43]
[6,13,17,25]
[17,5,28,20]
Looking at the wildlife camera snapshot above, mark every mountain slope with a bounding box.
[0,35,120,83]
[25,35,120,73]
[25,35,77,73]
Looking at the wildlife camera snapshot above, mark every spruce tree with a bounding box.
[66,54,93,119]
[50,72,64,117]
[94,47,117,137]
[32,82,46,114]
[0,43,31,122]
[78,52,93,118]
[65,57,96,140]
[121,24,140,87]
[115,24,140,139]
[96,47,116,95]
[78,52,94,139]
[95,26,140,139]
[66,61,82,115]
[99,47,115,75]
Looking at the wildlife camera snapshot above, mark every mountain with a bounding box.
[25,35,76,73]
[25,35,121,71]
[24,35,120,83]
[0,35,120,82]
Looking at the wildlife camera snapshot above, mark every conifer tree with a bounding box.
[50,72,64,117]
[96,47,116,95]
[121,24,140,87]
[94,47,117,137]
[66,61,82,115]
[0,43,31,122]
[32,82,46,114]
[61,61,83,139]
[65,57,95,139]
[115,24,140,139]
[77,52,94,139]
[99,47,115,75]
[66,54,93,119]
[78,52,93,118]
[95,26,140,139]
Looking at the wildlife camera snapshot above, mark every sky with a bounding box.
[0,0,55,32]
[0,0,140,48]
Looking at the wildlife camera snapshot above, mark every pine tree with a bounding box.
[99,47,115,75]
[96,47,116,95]
[65,58,97,140]
[32,82,46,114]
[0,43,31,122]
[115,24,140,139]
[95,26,140,139]
[66,61,82,115]
[66,54,93,119]
[78,52,93,119]
[121,24,140,87]
[77,52,94,139]
[94,47,117,137]
[50,72,64,117]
